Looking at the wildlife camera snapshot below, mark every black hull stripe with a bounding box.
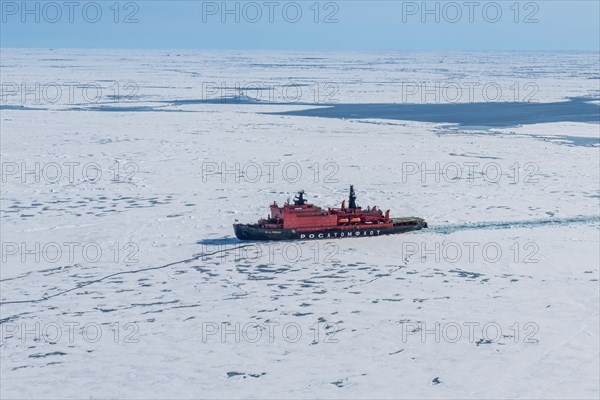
[234,225,426,241]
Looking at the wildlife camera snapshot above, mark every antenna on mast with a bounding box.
[294,190,307,206]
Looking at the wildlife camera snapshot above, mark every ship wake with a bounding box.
[430,215,600,235]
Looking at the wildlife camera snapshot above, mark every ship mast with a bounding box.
[294,190,307,206]
[348,185,357,209]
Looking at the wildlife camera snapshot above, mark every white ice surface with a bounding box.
[1,49,599,399]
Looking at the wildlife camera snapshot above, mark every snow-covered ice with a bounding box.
[1,49,599,399]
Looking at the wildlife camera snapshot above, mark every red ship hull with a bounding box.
[234,218,427,241]
[233,186,427,241]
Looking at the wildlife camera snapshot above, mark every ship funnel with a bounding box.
[349,185,357,209]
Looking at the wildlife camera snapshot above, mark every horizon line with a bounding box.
[1,47,598,53]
